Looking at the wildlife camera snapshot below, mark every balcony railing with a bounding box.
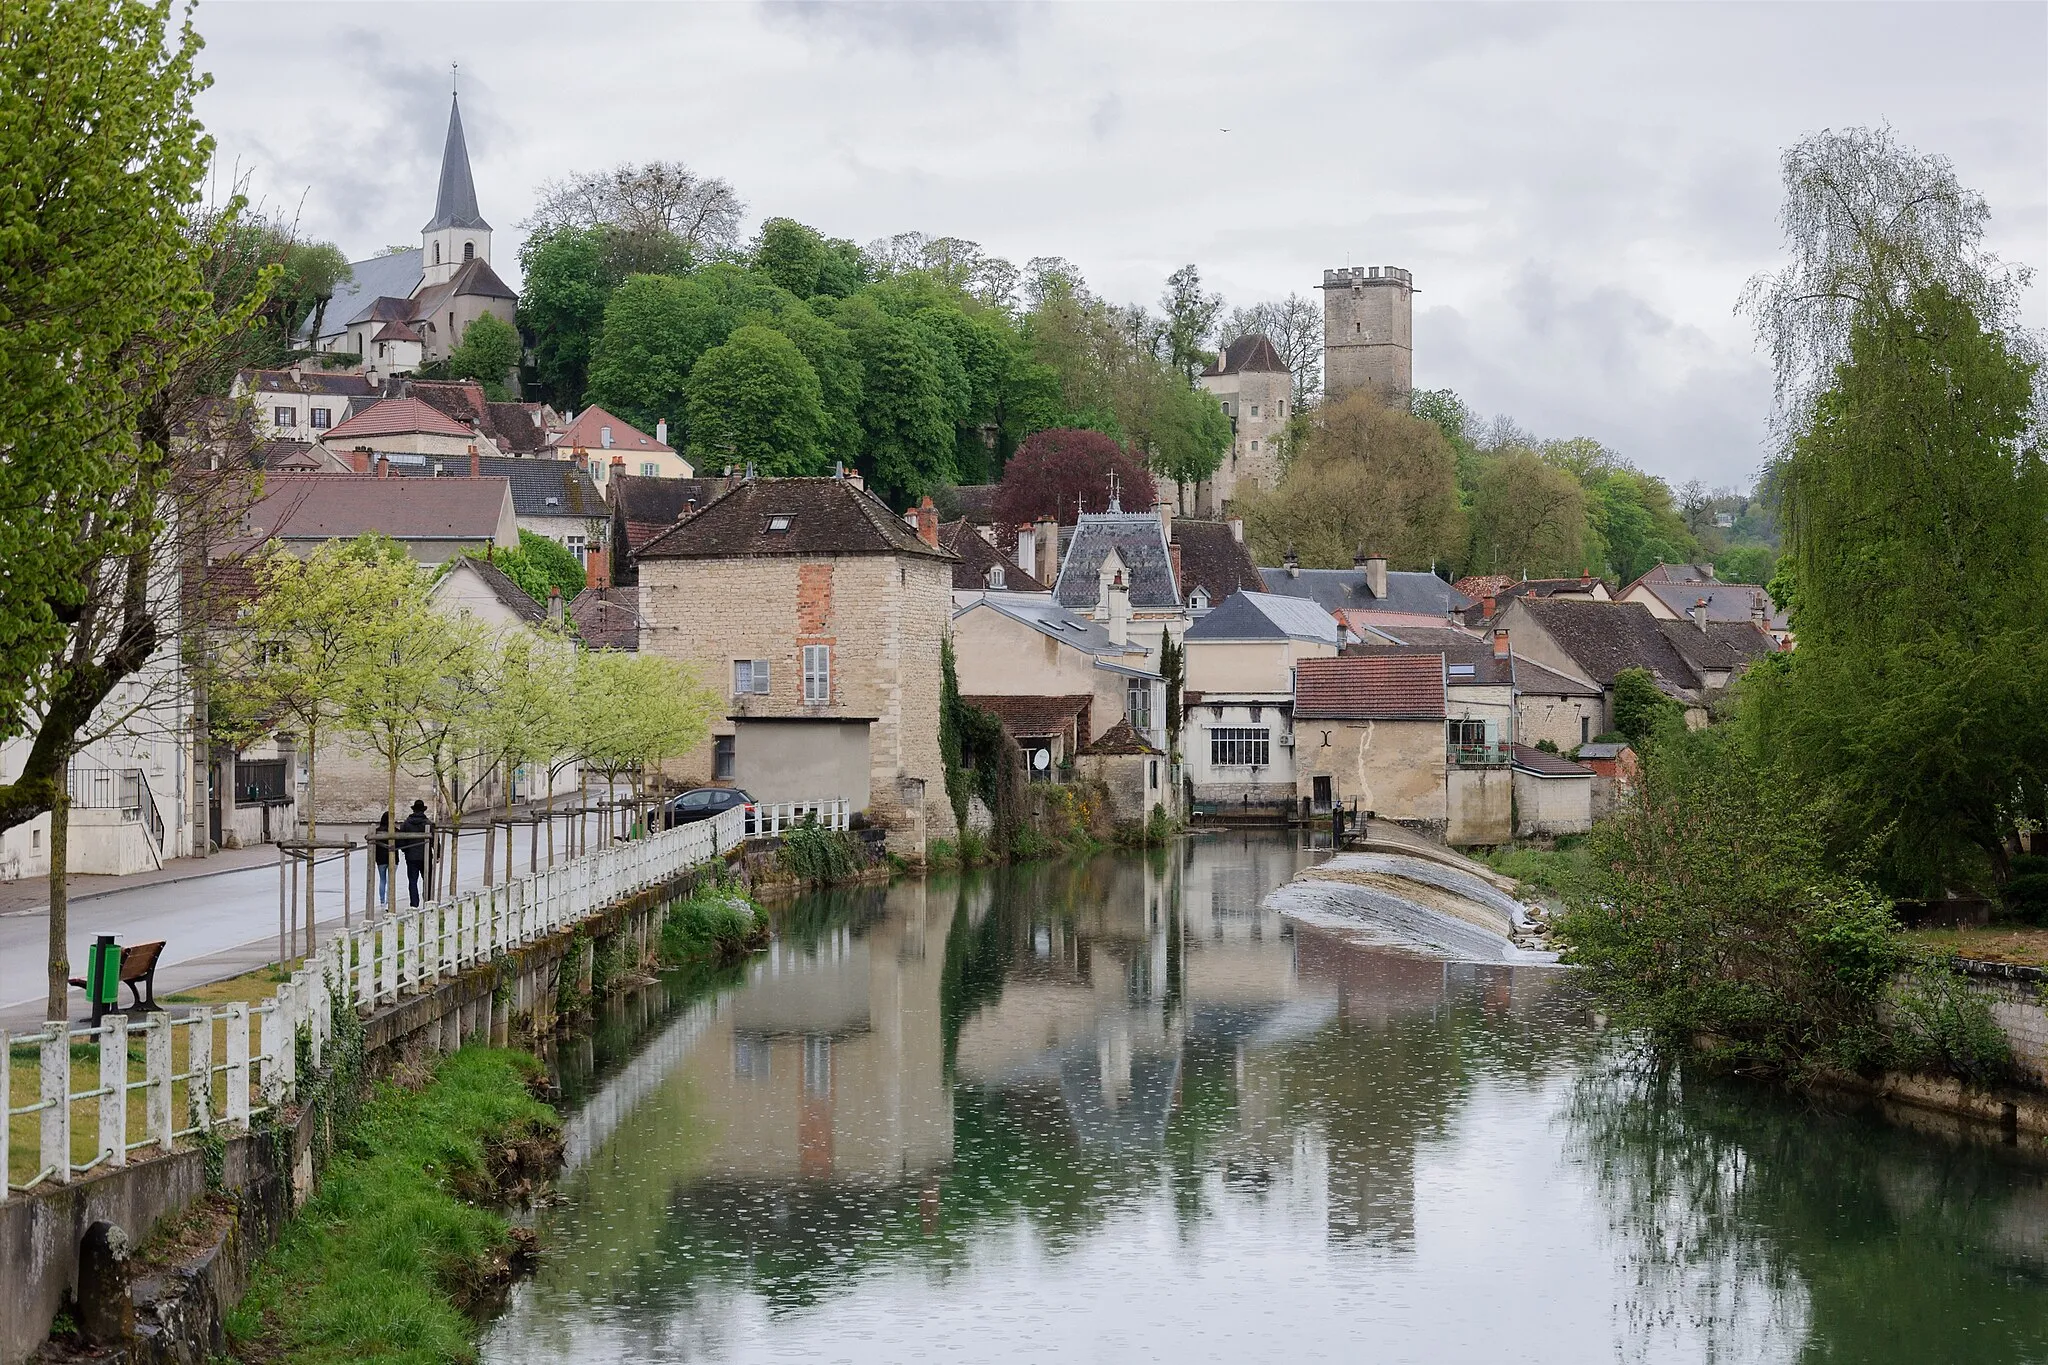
[65,764,166,851]
[1448,741,1513,767]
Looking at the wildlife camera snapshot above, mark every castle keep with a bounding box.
[1320,265,1414,402]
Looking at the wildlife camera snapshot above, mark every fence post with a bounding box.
[188,1008,213,1133]
[40,1027,69,1184]
[100,1016,128,1168]
[378,920,396,1002]
[146,1016,173,1155]
[226,1003,251,1132]
[258,1004,283,1111]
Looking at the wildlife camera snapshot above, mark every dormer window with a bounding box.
[765,515,793,533]
[986,565,1006,589]
[1190,587,1211,610]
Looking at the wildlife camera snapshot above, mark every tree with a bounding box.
[1159,628,1184,759]
[762,302,865,461]
[992,428,1156,526]
[1237,390,1466,569]
[1585,468,1697,583]
[686,325,828,476]
[447,313,520,398]
[472,530,586,604]
[1160,264,1221,383]
[834,296,958,501]
[1465,449,1588,576]
[524,159,745,258]
[517,227,610,407]
[1610,668,1679,746]
[1714,545,1777,586]
[584,265,794,437]
[1132,372,1230,509]
[1221,294,1323,407]
[753,217,828,297]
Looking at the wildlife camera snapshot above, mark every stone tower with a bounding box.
[1319,265,1413,402]
[420,93,491,288]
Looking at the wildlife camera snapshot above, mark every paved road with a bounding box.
[1,811,611,1031]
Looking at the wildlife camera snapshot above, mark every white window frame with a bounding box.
[641,462,659,477]
[565,534,587,565]
[803,645,831,704]
[1210,726,1271,768]
[273,405,295,428]
[1127,682,1152,733]
[734,659,771,696]
[309,406,331,429]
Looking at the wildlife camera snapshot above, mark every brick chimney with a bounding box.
[547,585,565,630]
[1481,594,1496,619]
[1169,541,1183,599]
[915,496,939,549]
[468,443,480,479]
[376,453,391,479]
[1692,596,1711,631]
[586,546,610,590]
[609,455,626,484]
[1493,629,1510,660]
[346,447,370,474]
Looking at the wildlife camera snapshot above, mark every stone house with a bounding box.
[1181,591,1345,816]
[959,694,1093,777]
[1495,597,1777,732]
[318,397,505,461]
[1194,334,1292,514]
[1053,507,1187,646]
[1616,565,1790,647]
[635,475,957,852]
[1457,572,1610,628]
[232,364,384,439]
[222,473,519,566]
[940,518,1047,603]
[1073,719,1178,825]
[389,453,610,580]
[1575,741,1640,820]
[1291,654,1449,829]
[950,592,1168,756]
[605,471,725,583]
[1170,515,1264,611]
[1509,744,1594,838]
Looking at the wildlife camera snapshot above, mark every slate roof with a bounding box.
[449,557,547,624]
[954,594,1151,661]
[386,454,605,521]
[412,257,518,312]
[1054,513,1180,610]
[423,93,489,232]
[1172,520,1263,605]
[1078,719,1162,756]
[1628,562,1721,590]
[229,474,513,548]
[1201,333,1289,377]
[1346,626,1509,683]
[1184,591,1342,644]
[941,519,1045,591]
[1514,598,1710,696]
[568,587,641,652]
[1636,580,1785,629]
[1258,565,1470,618]
[1575,742,1631,761]
[238,368,382,398]
[372,320,423,344]
[637,476,953,561]
[610,473,724,553]
[961,693,1092,740]
[1293,655,1447,720]
[946,484,999,525]
[1511,744,1592,778]
[305,249,424,345]
[557,406,672,457]
[324,398,474,442]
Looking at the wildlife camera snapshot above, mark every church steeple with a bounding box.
[423,92,489,233]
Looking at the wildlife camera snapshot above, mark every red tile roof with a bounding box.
[558,405,671,456]
[961,693,1092,740]
[324,397,473,442]
[1293,655,1446,719]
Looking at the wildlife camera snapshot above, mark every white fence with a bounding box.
[0,797,827,1200]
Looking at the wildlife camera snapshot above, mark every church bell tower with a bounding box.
[420,91,491,288]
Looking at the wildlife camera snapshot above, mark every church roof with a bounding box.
[1202,334,1289,377]
[423,93,490,232]
[303,250,424,344]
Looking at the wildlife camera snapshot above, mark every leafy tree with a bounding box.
[277,238,352,352]
[1133,372,1230,509]
[1465,448,1587,576]
[686,324,828,476]
[1610,667,1679,746]
[834,295,958,501]
[1585,468,1696,583]
[517,226,611,407]
[585,265,795,436]
[761,302,865,461]
[753,216,828,297]
[992,428,1156,526]
[1160,264,1221,383]
[446,313,520,398]
[1713,544,1777,586]
[1159,628,1184,759]
[472,530,586,604]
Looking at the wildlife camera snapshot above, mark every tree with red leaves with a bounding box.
[992,428,1156,526]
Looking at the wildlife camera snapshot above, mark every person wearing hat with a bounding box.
[397,799,433,907]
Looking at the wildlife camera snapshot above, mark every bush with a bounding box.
[1887,961,2014,1083]
[661,883,767,963]
[778,816,865,884]
[2001,870,2048,925]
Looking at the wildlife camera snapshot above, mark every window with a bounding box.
[714,735,736,780]
[273,406,295,428]
[1250,440,1259,453]
[1148,760,1159,789]
[309,407,331,429]
[803,645,831,703]
[1210,727,1270,767]
[734,659,771,695]
[986,564,1006,589]
[448,311,455,335]
[641,462,659,477]
[1448,718,1487,747]
[765,515,793,533]
[565,534,587,564]
[1581,715,1591,746]
[1127,682,1152,733]
[1250,404,1259,417]
[463,240,475,261]
[433,241,441,265]
[237,758,288,805]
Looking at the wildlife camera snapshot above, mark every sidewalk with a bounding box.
[0,843,280,917]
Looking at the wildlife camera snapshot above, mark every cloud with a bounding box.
[758,1,1042,55]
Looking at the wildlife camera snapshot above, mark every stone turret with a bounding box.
[1320,265,1414,403]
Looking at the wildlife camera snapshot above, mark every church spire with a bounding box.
[423,91,489,233]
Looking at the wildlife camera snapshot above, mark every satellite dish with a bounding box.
[1032,749,1050,771]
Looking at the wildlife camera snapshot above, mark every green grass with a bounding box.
[660,883,768,964]
[1476,838,1591,899]
[226,1047,557,1364]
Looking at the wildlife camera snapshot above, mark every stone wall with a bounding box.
[1446,767,1512,846]
[1321,266,1414,401]
[1293,719,1445,826]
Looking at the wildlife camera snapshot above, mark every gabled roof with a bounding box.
[1658,618,1778,674]
[1512,744,1592,778]
[940,519,1045,591]
[400,381,553,454]
[558,405,672,456]
[238,368,382,398]
[954,593,1150,660]
[637,476,953,561]
[1184,591,1341,644]
[1054,513,1179,610]
[1635,580,1785,629]
[387,454,604,521]
[961,693,1092,740]
[610,473,725,553]
[229,474,514,548]
[486,401,559,456]
[569,587,640,652]
[1078,719,1162,756]
[324,397,475,442]
[1509,655,1604,698]
[1627,561,1721,592]
[442,556,546,625]
[423,93,490,233]
[1172,519,1263,606]
[304,249,423,343]
[372,319,423,344]
[1513,598,1707,696]
[1258,565,1471,619]
[1293,655,1446,720]
[1201,333,1289,377]
[1346,625,1510,684]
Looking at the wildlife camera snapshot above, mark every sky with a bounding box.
[193,2,2046,492]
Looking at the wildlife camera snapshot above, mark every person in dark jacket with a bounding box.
[370,812,398,908]
[397,800,433,907]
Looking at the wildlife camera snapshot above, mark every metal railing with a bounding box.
[1448,741,1513,767]
[2,799,766,1201]
[747,799,851,837]
[64,764,165,850]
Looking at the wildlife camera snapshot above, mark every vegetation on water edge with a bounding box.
[1476,839,1590,900]
[777,817,867,885]
[660,880,769,964]
[226,1047,559,1364]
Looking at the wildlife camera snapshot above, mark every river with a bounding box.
[482,833,2048,1364]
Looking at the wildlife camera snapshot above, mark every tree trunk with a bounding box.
[45,787,69,1023]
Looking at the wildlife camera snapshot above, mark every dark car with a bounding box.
[655,787,754,830]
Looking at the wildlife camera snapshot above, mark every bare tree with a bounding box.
[524,160,746,258]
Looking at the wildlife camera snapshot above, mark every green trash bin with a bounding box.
[86,934,120,1024]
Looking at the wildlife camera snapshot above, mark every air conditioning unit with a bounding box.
[1277,733,1295,747]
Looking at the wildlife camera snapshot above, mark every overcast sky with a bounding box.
[194,2,2045,490]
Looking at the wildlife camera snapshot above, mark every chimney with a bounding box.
[610,455,626,484]
[586,546,611,590]
[376,453,391,479]
[1227,516,1244,544]
[1106,569,1130,646]
[1284,548,1299,578]
[346,447,370,475]
[684,498,698,518]
[977,523,997,546]
[1157,499,1174,540]
[288,361,303,384]
[1035,514,1059,586]
[1493,630,1510,660]
[1580,569,1592,586]
[1692,596,1710,631]
[1481,594,1496,619]
[1750,590,1768,629]
[915,495,939,548]
[1364,553,1388,600]
[654,418,668,447]
[547,585,564,629]
[600,425,614,451]
[468,444,481,478]
[1015,523,1037,577]
[1169,541,1183,599]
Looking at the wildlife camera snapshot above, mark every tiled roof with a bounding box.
[1172,519,1262,605]
[1627,562,1721,591]
[961,693,1092,740]
[1637,581,1785,629]
[388,454,604,521]
[558,406,671,456]
[569,587,640,651]
[1515,598,1707,696]
[450,557,547,624]
[1185,591,1341,644]
[1346,626,1509,683]
[637,476,953,561]
[1509,655,1604,698]
[238,368,381,398]
[372,319,422,344]
[305,249,422,343]
[1201,333,1289,377]
[940,519,1045,591]
[1077,718,1162,756]
[611,473,724,552]
[324,398,474,442]
[230,474,512,547]
[1512,744,1592,778]
[486,402,558,456]
[1293,655,1446,720]
[1659,618,1778,674]
[945,484,999,524]
[1054,513,1179,610]
[1258,565,1470,618]
[182,558,264,626]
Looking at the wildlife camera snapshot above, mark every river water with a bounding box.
[482,834,2048,1364]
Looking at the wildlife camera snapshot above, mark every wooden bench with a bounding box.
[68,939,167,1019]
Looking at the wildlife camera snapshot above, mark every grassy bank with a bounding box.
[226,1047,560,1364]
[660,880,769,964]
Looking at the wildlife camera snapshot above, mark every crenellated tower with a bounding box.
[1319,265,1413,402]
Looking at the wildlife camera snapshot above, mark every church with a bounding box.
[300,92,518,377]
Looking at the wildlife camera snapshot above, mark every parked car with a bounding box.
[655,787,755,830]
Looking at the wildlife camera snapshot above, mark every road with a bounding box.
[0,810,612,1031]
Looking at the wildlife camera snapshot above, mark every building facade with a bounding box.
[1320,265,1414,402]
[1195,335,1292,514]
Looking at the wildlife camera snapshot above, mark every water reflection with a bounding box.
[488,833,2048,1365]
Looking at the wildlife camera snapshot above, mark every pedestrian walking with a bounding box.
[371,811,398,908]
[398,799,433,908]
